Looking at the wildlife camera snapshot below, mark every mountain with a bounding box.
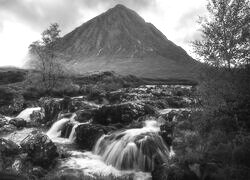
[55,4,199,79]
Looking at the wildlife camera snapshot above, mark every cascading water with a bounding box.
[93,120,170,172]
[47,116,171,178]
[47,114,78,143]
[47,117,71,138]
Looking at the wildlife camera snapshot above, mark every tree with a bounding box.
[192,0,250,69]
[29,23,64,91]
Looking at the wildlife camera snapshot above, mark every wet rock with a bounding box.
[0,138,21,156]
[0,138,21,172]
[39,97,63,123]
[92,102,150,125]
[60,121,74,138]
[160,122,174,146]
[30,109,44,124]
[75,109,93,123]
[75,124,114,150]
[9,118,27,128]
[0,115,8,128]
[20,132,58,168]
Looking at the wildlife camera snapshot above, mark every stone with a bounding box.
[0,124,17,135]
[75,109,93,123]
[92,102,148,125]
[9,118,27,128]
[0,138,21,156]
[20,132,58,168]
[75,124,114,150]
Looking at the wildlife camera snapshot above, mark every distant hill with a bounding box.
[0,67,27,85]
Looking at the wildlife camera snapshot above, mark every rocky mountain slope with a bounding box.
[55,4,199,79]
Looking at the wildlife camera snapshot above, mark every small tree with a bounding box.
[29,23,64,91]
[192,0,250,69]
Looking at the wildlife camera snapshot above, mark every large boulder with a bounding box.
[20,132,58,168]
[75,109,94,123]
[39,96,92,124]
[0,138,21,171]
[9,118,27,128]
[75,124,115,150]
[0,123,17,135]
[92,102,154,125]
[39,97,64,123]
[0,138,21,156]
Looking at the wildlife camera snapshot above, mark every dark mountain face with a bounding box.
[55,4,198,79]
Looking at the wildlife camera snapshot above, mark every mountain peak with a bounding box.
[113,4,127,9]
[55,5,196,79]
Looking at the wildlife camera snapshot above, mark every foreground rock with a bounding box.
[0,138,21,171]
[20,132,58,168]
[0,138,21,156]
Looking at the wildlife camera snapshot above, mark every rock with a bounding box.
[0,138,21,172]
[39,97,91,124]
[30,109,44,124]
[60,121,74,138]
[20,132,58,168]
[0,123,17,135]
[160,121,174,146]
[0,116,8,127]
[92,102,149,125]
[75,109,93,123]
[0,138,21,156]
[39,97,63,123]
[29,166,48,178]
[9,118,27,128]
[75,124,114,150]
[10,159,23,173]
[152,164,199,180]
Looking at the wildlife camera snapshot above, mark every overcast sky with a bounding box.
[0,0,207,67]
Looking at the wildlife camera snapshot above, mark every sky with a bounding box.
[0,0,208,67]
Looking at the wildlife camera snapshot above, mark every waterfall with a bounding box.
[47,113,91,143]
[68,124,78,141]
[17,107,41,122]
[93,120,170,172]
[47,118,71,138]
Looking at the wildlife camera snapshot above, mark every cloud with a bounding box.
[175,8,204,31]
[0,0,156,35]
[0,22,3,33]
[0,0,85,33]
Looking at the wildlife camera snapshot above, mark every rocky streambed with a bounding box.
[0,85,200,180]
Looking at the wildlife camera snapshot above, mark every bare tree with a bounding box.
[29,23,64,91]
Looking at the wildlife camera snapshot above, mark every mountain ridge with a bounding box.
[54,4,199,79]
